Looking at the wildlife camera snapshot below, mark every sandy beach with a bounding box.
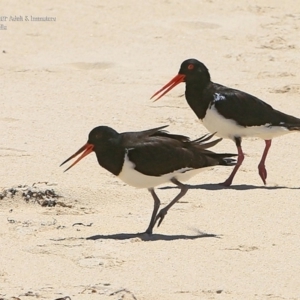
[1,1,300,299]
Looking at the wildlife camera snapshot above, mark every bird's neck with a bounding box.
[185,81,212,120]
[94,145,125,176]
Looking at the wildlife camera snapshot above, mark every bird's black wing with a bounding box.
[124,133,235,177]
[209,83,300,127]
[120,125,191,148]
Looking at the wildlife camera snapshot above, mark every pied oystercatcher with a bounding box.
[151,59,300,186]
[61,125,236,234]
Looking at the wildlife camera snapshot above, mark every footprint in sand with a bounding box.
[176,21,220,30]
[69,62,113,70]
[269,84,300,94]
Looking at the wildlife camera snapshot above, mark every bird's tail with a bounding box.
[284,124,300,131]
[191,132,222,149]
[191,133,237,165]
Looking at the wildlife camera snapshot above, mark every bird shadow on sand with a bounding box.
[160,183,300,191]
[86,231,220,242]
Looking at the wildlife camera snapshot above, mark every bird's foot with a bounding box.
[155,208,168,227]
[143,228,153,235]
[258,164,267,185]
[219,178,233,187]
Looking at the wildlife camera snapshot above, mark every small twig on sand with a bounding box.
[72,222,93,227]
[109,288,138,300]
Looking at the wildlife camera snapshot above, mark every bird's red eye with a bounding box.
[188,64,194,70]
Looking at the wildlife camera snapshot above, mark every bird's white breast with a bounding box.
[202,103,289,140]
[118,151,211,189]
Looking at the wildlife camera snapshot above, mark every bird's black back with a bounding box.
[208,83,300,127]
[121,128,236,177]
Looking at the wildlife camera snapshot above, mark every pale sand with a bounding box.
[1,1,300,299]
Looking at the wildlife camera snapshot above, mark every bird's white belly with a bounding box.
[118,153,211,189]
[202,105,289,140]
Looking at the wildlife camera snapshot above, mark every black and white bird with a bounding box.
[60,125,236,234]
[151,59,300,186]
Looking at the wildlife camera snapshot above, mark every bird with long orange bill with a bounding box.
[61,125,236,234]
[151,59,300,186]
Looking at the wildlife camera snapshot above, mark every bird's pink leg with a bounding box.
[221,137,244,187]
[258,140,272,185]
[221,146,244,186]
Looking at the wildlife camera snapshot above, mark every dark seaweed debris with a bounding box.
[0,182,62,207]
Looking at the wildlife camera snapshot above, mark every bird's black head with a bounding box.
[60,126,119,172]
[178,59,210,83]
[150,58,211,101]
[88,126,119,146]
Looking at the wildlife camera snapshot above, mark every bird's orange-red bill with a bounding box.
[60,143,94,172]
[150,74,185,101]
